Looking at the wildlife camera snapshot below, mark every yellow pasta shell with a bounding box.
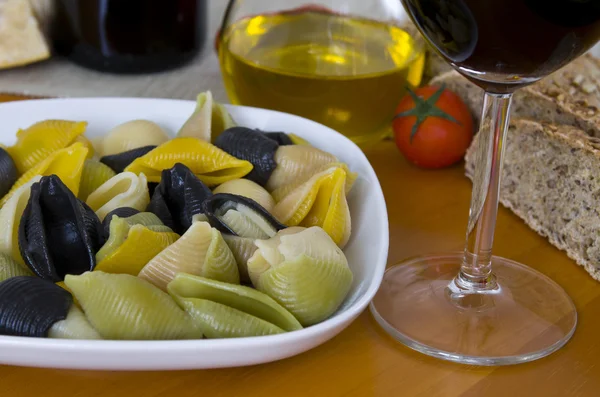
[124,137,253,186]
[272,166,352,247]
[0,142,88,206]
[8,120,87,174]
[95,224,180,276]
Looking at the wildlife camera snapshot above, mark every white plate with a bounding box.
[0,98,389,371]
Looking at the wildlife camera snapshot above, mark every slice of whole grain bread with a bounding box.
[431,54,600,136]
[465,119,600,280]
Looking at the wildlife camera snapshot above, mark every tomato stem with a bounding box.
[394,85,461,142]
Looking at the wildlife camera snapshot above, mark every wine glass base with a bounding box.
[370,253,577,366]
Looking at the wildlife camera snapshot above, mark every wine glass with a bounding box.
[370,0,600,365]
[216,0,426,146]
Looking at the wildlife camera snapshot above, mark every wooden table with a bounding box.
[0,94,598,397]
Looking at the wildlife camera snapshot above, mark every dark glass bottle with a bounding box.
[53,0,208,74]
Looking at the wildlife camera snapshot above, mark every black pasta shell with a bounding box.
[203,193,286,236]
[264,132,294,146]
[214,127,279,186]
[100,145,156,173]
[0,276,72,337]
[18,175,104,282]
[146,163,213,234]
[0,147,18,198]
[101,207,141,238]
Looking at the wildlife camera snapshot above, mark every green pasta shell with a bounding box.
[247,227,353,326]
[222,234,257,284]
[168,273,302,332]
[138,221,239,291]
[64,271,202,340]
[78,160,116,201]
[0,252,33,281]
[48,305,102,340]
[178,298,284,338]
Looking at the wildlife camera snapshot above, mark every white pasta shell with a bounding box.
[102,120,170,156]
[86,172,150,221]
[213,179,275,212]
[139,221,239,291]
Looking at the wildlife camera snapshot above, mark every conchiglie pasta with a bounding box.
[139,221,239,291]
[0,175,42,265]
[177,91,236,142]
[64,271,202,340]
[101,120,170,156]
[273,166,352,247]
[0,142,88,206]
[95,218,179,275]
[213,179,275,213]
[8,119,87,174]
[86,172,150,221]
[78,160,116,201]
[124,137,253,186]
[266,145,338,193]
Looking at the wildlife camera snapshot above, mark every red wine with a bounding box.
[53,0,208,74]
[402,0,600,92]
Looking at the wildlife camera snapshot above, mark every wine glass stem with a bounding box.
[457,92,513,290]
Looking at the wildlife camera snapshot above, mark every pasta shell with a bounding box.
[48,305,102,340]
[213,179,275,213]
[203,193,286,239]
[0,147,18,198]
[222,234,256,284]
[247,227,353,326]
[177,91,236,142]
[265,145,338,193]
[64,271,202,340]
[78,160,116,201]
[168,273,302,332]
[101,120,169,156]
[264,132,293,146]
[96,219,179,275]
[270,162,357,203]
[8,120,87,174]
[139,221,239,291]
[102,209,169,238]
[0,252,33,281]
[0,276,72,337]
[0,175,42,265]
[124,137,253,186]
[86,172,150,221]
[100,145,156,174]
[214,127,278,186]
[19,175,104,282]
[74,135,96,159]
[101,207,140,236]
[177,298,284,338]
[146,163,213,234]
[272,166,352,247]
[0,142,89,206]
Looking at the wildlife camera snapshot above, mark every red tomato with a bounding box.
[392,85,474,169]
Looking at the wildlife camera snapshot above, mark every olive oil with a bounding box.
[219,11,425,144]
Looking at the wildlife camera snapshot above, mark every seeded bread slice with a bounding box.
[465,119,600,281]
[430,54,600,136]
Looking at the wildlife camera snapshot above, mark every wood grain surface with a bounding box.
[0,94,598,397]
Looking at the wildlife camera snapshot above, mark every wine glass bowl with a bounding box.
[370,0,600,365]
[217,0,426,145]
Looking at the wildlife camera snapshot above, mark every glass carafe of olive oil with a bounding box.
[218,2,425,145]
